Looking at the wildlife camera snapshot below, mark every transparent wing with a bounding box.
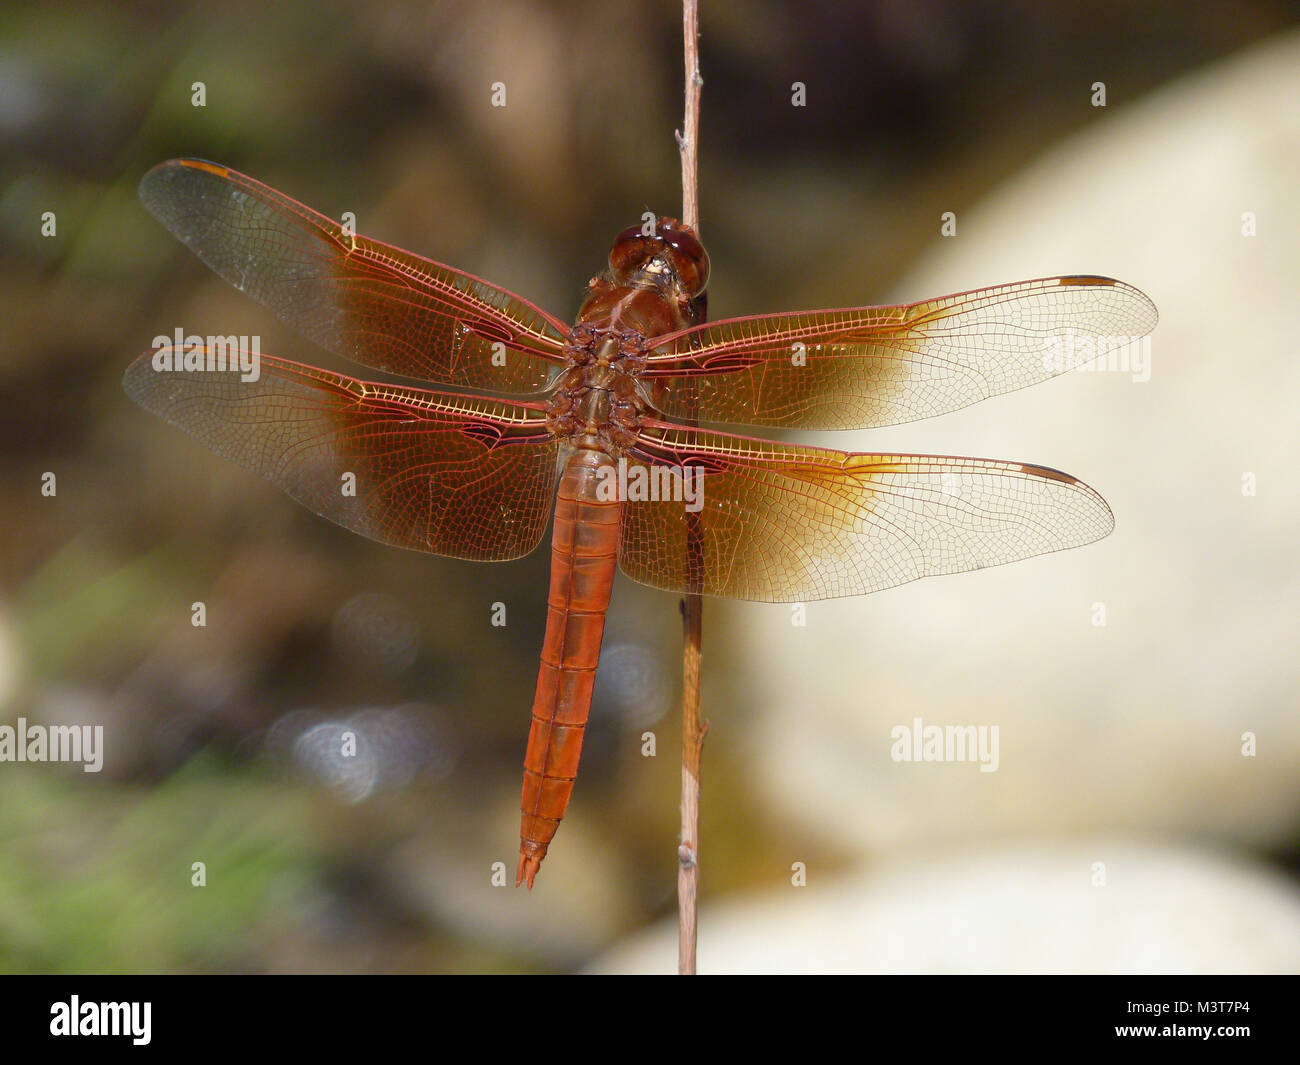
[618,421,1113,602]
[642,276,1156,429]
[124,346,560,560]
[139,159,569,393]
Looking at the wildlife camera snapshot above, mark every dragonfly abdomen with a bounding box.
[517,446,622,888]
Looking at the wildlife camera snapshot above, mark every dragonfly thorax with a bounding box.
[545,358,643,452]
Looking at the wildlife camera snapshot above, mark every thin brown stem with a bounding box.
[676,0,702,232]
[678,594,706,974]
[676,0,706,977]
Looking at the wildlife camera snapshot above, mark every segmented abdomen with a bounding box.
[516,447,621,888]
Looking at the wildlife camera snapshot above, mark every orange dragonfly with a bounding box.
[125,159,1157,887]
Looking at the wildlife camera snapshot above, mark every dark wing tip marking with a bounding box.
[1057,274,1159,333]
[1018,461,1116,534]
[1056,274,1117,287]
[139,157,227,197]
[1018,462,1078,484]
[173,158,230,178]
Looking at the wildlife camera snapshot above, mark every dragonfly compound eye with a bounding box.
[608,220,710,296]
[608,224,662,282]
[659,221,710,296]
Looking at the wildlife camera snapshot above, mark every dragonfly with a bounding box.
[124,159,1157,888]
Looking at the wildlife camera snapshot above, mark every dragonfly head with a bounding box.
[609,218,710,297]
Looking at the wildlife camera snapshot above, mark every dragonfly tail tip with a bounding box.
[516,852,542,889]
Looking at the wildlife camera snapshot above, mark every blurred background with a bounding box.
[2,0,1298,973]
